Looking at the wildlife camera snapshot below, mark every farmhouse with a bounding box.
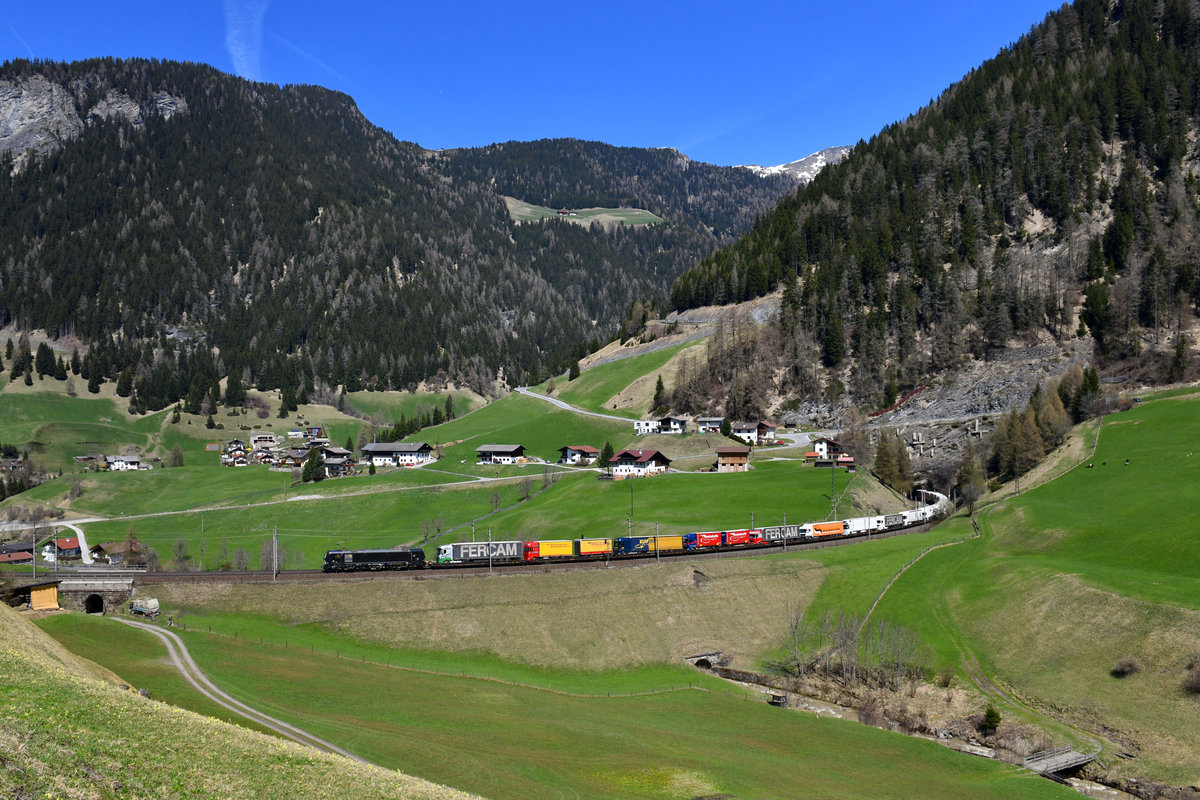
[277,449,310,469]
[0,457,23,472]
[323,457,354,478]
[658,416,688,435]
[611,449,671,479]
[810,437,845,460]
[757,421,778,442]
[42,537,81,561]
[476,444,526,465]
[104,455,143,471]
[731,421,759,443]
[715,445,751,473]
[361,441,436,467]
[696,417,724,433]
[90,542,133,565]
[0,550,32,565]
[558,445,598,465]
[634,420,661,435]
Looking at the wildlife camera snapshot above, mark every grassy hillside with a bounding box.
[503,196,664,227]
[547,340,706,418]
[42,599,1071,800]
[867,394,1200,785]
[2,605,479,800]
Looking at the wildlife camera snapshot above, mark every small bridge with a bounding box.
[1023,747,1095,775]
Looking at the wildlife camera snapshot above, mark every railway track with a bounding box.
[81,525,933,585]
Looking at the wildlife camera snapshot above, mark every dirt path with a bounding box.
[115,617,367,763]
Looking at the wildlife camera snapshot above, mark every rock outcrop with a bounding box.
[0,75,186,171]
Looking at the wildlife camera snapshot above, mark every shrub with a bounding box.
[1111,656,1142,678]
[1184,666,1200,695]
[982,703,1002,734]
[936,667,954,688]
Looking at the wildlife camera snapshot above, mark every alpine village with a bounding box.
[4,2,1200,798]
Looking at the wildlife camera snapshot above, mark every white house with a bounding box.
[105,455,142,471]
[658,416,687,435]
[558,445,599,465]
[362,442,436,467]
[811,437,845,460]
[731,422,759,444]
[696,417,724,433]
[610,449,671,478]
[634,420,661,435]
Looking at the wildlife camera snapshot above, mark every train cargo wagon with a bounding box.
[577,538,613,557]
[809,521,848,537]
[684,531,723,550]
[524,540,575,561]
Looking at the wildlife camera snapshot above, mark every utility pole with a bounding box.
[831,465,837,521]
[272,526,278,581]
[656,522,660,563]
[782,512,787,553]
[488,528,493,576]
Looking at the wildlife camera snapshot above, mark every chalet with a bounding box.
[837,455,856,470]
[558,445,599,465]
[287,429,304,439]
[105,455,143,471]
[0,541,33,555]
[476,444,526,465]
[658,416,687,435]
[715,445,751,473]
[90,542,132,565]
[757,421,778,442]
[361,442,436,467]
[320,445,353,461]
[323,457,355,478]
[42,537,81,560]
[810,437,844,460]
[611,449,671,479]
[304,426,324,438]
[226,439,247,453]
[634,420,661,435]
[0,458,23,472]
[696,417,724,433]
[731,421,759,444]
[0,550,32,565]
[278,449,310,469]
[251,448,275,465]
[306,437,332,449]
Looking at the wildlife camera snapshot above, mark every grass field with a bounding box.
[346,389,484,422]
[862,395,1200,784]
[546,340,706,418]
[4,605,479,800]
[36,610,1071,800]
[503,196,664,228]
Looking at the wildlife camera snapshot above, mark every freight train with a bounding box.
[322,491,950,572]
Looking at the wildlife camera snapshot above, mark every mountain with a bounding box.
[0,58,796,408]
[668,0,1200,412]
[738,146,853,184]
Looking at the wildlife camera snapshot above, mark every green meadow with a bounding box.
[36,613,1070,800]
[549,340,705,417]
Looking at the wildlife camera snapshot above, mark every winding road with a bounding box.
[115,617,367,763]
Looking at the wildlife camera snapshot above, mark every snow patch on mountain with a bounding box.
[740,145,853,184]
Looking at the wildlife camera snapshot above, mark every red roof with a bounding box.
[53,537,80,550]
[0,551,32,564]
[562,445,599,454]
[715,446,750,455]
[805,451,820,459]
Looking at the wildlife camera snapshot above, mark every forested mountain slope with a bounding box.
[0,58,797,409]
[669,0,1200,407]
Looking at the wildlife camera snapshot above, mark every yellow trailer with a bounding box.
[651,535,684,552]
[578,538,612,556]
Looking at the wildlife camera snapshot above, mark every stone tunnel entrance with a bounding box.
[84,594,105,614]
[58,579,133,614]
[685,651,724,670]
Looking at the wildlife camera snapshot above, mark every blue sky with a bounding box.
[3,1,1064,166]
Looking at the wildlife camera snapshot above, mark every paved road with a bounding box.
[115,617,367,763]
[515,387,633,422]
